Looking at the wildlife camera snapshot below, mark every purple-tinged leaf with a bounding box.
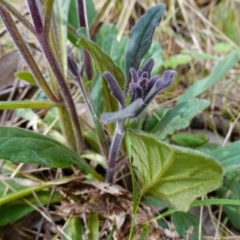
[125,4,165,88]
[145,70,176,104]
[130,85,143,102]
[67,46,79,80]
[101,99,144,124]
[142,58,154,76]
[147,76,160,91]
[103,72,125,106]
[130,68,138,83]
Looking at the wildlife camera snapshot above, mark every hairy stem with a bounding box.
[106,120,125,183]
[0,6,58,103]
[68,47,108,157]
[77,0,92,80]
[28,0,84,154]
[0,0,35,34]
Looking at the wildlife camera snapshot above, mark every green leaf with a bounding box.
[163,54,192,69]
[88,212,99,240]
[77,35,125,90]
[151,99,210,140]
[172,212,202,240]
[64,217,84,240]
[178,50,240,102]
[91,73,103,117]
[96,24,118,46]
[0,191,60,226]
[128,130,223,212]
[15,71,37,85]
[67,0,96,45]
[54,0,71,77]
[77,35,125,112]
[170,132,208,148]
[0,100,59,109]
[102,35,128,72]
[143,108,168,132]
[0,127,102,180]
[125,4,165,85]
[210,141,240,174]
[213,42,234,53]
[217,176,240,230]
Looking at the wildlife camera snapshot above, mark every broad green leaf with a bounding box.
[163,54,192,69]
[0,100,59,109]
[151,98,210,140]
[102,35,128,72]
[15,71,37,85]
[125,4,165,85]
[96,24,118,46]
[170,132,208,148]
[0,191,60,226]
[178,50,240,102]
[210,141,240,174]
[172,212,202,240]
[64,217,84,240]
[0,127,102,180]
[128,130,223,211]
[88,212,99,240]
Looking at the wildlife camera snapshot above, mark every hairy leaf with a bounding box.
[77,35,125,89]
[0,127,101,180]
[125,4,165,86]
[178,50,240,102]
[210,141,240,174]
[151,98,210,140]
[128,130,223,211]
[101,98,143,124]
[78,35,125,112]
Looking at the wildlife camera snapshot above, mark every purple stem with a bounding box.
[27,0,43,34]
[27,0,84,154]
[106,120,125,183]
[0,6,58,103]
[77,0,93,80]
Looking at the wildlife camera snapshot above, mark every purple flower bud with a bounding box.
[141,58,154,76]
[130,68,138,83]
[67,46,79,80]
[103,72,125,107]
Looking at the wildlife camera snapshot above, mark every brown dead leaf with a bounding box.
[59,179,185,240]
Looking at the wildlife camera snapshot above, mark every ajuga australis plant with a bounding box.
[0,1,223,229]
[101,59,176,182]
